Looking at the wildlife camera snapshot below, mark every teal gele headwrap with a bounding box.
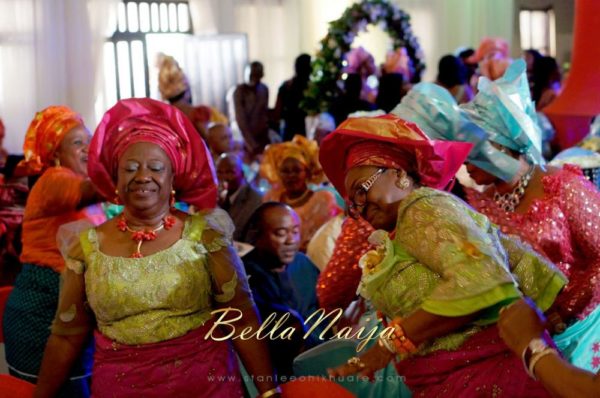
[461,59,545,172]
[391,82,521,181]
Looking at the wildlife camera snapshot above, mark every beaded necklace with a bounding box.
[117,214,176,258]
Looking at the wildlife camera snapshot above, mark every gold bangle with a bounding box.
[346,356,366,369]
[258,386,282,398]
[378,335,396,354]
[527,348,558,380]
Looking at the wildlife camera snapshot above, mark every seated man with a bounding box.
[243,202,323,377]
[216,153,263,243]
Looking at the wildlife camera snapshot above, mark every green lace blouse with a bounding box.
[358,188,566,354]
[51,209,253,345]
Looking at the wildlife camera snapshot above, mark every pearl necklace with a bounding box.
[117,214,176,258]
[493,166,535,213]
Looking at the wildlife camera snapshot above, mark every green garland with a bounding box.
[302,0,425,114]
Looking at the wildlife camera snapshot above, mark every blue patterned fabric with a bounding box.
[554,305,600,372]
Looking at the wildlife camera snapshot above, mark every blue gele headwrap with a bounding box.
[461,59,546,174]
[391,81,521,181]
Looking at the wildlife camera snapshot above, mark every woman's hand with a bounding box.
[498,298,547,356]
[327,342,394,380]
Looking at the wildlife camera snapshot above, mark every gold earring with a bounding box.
[54,158,61,168]
[396,171,410,190]
[170,190,176,207]
[114,189,121,205]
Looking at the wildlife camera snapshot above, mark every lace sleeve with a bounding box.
[499,232,566,312]
[51,222,95,335]
[56,220,95,274]
[396,192,519,319]
[200,209,254,308]
[202,208,234,252]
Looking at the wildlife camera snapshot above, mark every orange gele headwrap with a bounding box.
[16,106,84,176]
[260,135,324,185]
[319,115,473,198]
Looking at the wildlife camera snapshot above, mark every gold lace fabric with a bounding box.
[51,210,254,345]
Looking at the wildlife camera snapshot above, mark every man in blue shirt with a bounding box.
[243,202,323,377]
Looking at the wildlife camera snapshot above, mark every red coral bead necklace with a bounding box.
[117,214,177,258]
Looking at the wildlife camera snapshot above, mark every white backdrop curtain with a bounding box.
[0,0,117,154]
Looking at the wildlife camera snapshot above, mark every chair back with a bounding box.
[0,286,13,343]
[0,374,35,398]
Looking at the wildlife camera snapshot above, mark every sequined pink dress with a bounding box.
[466,165,600,321]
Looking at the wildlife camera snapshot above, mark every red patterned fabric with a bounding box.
[317,217,374,313]
[88,98,217,209]
[0,207,22,258]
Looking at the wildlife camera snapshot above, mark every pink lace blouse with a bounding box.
[466,165,600,320]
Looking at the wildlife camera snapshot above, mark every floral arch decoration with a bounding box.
[302,0,425,114]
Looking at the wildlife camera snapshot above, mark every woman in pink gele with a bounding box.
[34,98,280,398]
